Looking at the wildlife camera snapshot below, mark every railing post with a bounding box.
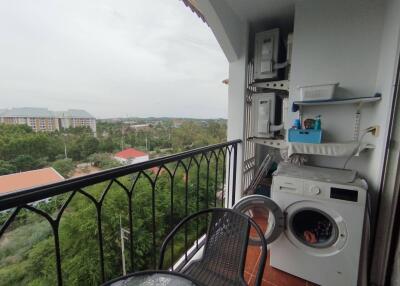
[96,205,105,283]
[231,142,238,207]
[53,224,63,286]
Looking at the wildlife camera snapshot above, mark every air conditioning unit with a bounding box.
[252,93,283,138]
[254,29,280,80]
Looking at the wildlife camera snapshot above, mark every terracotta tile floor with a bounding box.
[244,245,318,286]
[244,207,319,286]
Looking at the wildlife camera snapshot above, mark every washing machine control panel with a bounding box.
[309,185,321,196]
[272,175,366,205]
[303,181,364,204]
[304,182,330,198]
[272,176,303,194]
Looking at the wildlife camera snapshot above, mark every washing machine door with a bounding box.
[233,195,284,245]
[285,200,347,256]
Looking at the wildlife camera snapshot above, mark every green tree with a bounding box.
[99,137,117,153]
[12,155,38,172]
[0,124,64,162]
[67,140,82,161]
[0,160,16,175]
[63,126,92,135]
[52,159,74,178]
[87,153,121,169]
[0,119,228,285]
[81,137,99,158]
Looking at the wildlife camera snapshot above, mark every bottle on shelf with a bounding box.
[314,115,321,130]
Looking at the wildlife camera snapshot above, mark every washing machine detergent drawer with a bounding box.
[272,176,303,196]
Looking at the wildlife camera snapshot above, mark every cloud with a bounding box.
[0,0,228,118]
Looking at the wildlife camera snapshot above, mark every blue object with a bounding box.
[288,128,322,144]
[314,115,321,130]
[293,119,301,129]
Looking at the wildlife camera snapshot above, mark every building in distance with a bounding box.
[56,109,96,133]
[0,107,96,133]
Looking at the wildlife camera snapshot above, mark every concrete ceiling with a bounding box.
[224,0,296,25]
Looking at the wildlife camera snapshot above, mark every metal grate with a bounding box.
[242,60,257,191]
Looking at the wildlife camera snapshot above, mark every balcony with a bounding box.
[0,140,320,286]
[0,141,242,285]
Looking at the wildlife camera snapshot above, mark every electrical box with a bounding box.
[252,93,282,138]
[254,29,280,80]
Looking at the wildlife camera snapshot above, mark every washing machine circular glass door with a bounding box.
[285,200,347,256]
[233,194,284,245]
[233,195,347,254]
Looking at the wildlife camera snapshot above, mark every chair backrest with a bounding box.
[201,209,250,280]
[159,208,267,286]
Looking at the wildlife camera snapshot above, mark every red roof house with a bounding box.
[114,148,149,165]
[0,167,64,196]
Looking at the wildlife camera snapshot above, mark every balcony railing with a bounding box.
[0,140,240,286]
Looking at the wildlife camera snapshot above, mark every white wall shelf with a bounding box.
[287,141,375,157]
[292,94,381,112]
[250,137,375,157]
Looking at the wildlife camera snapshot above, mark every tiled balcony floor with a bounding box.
[244,207,318,286]
[244,245,318,286]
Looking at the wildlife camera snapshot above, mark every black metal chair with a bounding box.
[159,208,267,286]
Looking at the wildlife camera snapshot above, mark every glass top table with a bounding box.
[102,270,198,286]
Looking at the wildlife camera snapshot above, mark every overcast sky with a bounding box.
[0,0,228,119]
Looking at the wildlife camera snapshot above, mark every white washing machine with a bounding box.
[233,163,368,286]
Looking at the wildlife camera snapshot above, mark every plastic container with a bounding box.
[314,115,321,130]
[292,119,301,129]
[298,83,339,101]
[288,129,322,144]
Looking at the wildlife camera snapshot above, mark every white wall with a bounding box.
[370,0,400,282]
[196,0,249,203]
[130,155,149,165]
[289,4,400,283]
[199,0,400,205]
[226,42,248,204]
[288,1,400,284]
[289,0,391,193]
[114,156,127,164]
[368,0,400,191]
[392,232,400,285]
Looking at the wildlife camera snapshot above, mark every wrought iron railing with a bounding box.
[0,140,240,286]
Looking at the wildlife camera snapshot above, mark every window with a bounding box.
[29,118,36,129]
[39,119,46,130]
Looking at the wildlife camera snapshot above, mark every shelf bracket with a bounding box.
[353,111,361,140]
[251,80,290,91]
[248,137,288,149]
[356,101,364,112]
